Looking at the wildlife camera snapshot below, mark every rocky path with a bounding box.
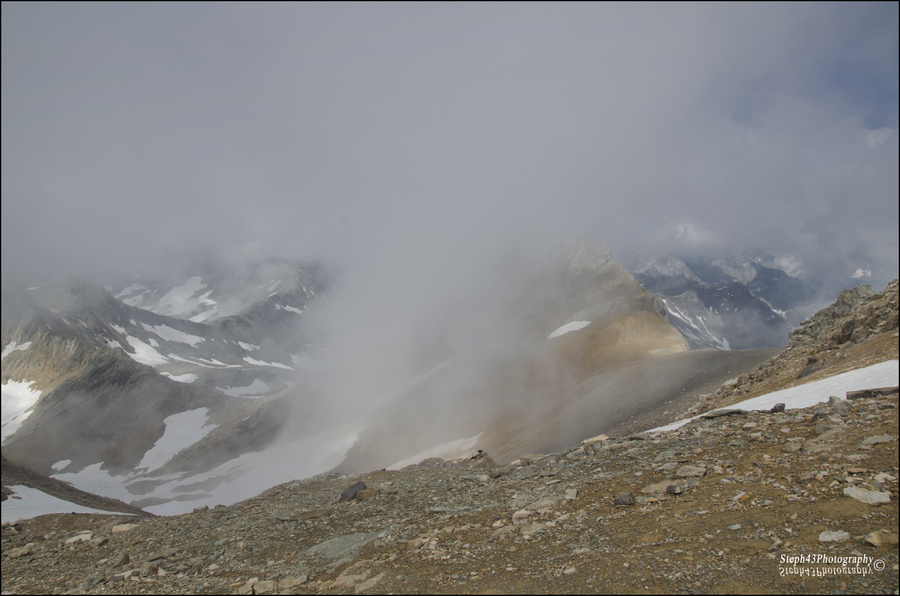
[3,389,898,595]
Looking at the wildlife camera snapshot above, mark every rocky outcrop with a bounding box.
[688,280,899,414]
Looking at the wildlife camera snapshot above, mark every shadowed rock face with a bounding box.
[335,240,780,473]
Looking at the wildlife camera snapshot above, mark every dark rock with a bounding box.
[613,492,636,506]
[847,386,899,400]
[701,409,748,418]
[770,403,785,413]
[339,481,367,501]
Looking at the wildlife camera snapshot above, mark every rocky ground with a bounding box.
[2,386,898,595]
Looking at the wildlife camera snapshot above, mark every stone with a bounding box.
[843,487,892,506]
[8,543,34,559]
[563,567,577,575]
[819,531,851,543]
[770,403,786,413]
[847,386,900,400]
[613,492,636,506]
[303,532,380,559]
[142,547,179,562]
[63,532,92,544]
[861,434,894,445]
[254,579,276,594]
[641,481,672,495]
[564,488,578,501]
[675,465,706,478]
[111,551,130,567]
[278,576,307,590]
[111,524,138,534]
[356,488,380,501]
[582,434,609,445]
[340,481,367,501]
[512,509,531,521]
[864,531,899,548]
[700,409,748,418]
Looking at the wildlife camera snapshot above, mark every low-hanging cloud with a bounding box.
[1,3,897,297]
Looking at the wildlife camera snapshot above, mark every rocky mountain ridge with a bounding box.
[688,279,899,417]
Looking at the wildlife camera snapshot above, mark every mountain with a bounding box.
[1,258,332,511]
[631,252,816,350]
[2,279,896,594]
[2,241,784,515]
[333,239,779,472]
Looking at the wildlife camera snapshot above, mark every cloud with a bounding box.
[0,3,896,296]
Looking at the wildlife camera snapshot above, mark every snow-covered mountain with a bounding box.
[8,242,882,517]
[631,252,817,350]
[1,258,333,512]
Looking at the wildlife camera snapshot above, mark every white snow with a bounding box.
[387,433,484,471]
[1,380,43,444]
[852,268,872,279]
[51,459,72,471]
[110,323,127,335]
[160,372,199,384]
[152,276,208,318]
[148,338,159,347]
[137,408,217,472]
[275,304,304,314]
[243,356,294,370]
[548,321,592,339]
[124,336,169,366]
[1,341,32,360]
[217,379,270,397]
[106,339,124,351]
[140,420,365,515]
[140,323,205,347]
[1,485,134,524]
[237,341,260,352]
[188,306,220,323]
[651,360,900,434]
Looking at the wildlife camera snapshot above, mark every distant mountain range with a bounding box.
[629,252,822,350]
[4,241,888,516]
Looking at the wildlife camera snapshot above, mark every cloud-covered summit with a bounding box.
[2,3,897,298]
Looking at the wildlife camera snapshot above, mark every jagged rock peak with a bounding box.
[789,280,897,349]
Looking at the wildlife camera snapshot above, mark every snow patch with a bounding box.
[140,323,205,347]
[124,336,169,366]
[651,360,900,433]
[243,356,294,370]
[1,485,134,524]
[161,372,199,384]
[1,341,32,360]
[852,268,872,279]
[51,459,72,471]
[137,408,217,472]
[387,433,485,470]
[237,341,260,352]
[548,321,592,339]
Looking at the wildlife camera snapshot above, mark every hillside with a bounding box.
[1,279,897,594]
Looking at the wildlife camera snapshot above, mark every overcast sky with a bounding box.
[2,3,898,292]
